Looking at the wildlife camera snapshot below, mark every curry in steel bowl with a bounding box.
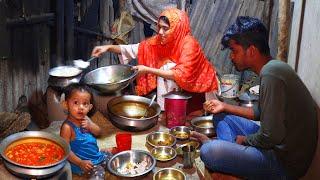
[0,131,70,169]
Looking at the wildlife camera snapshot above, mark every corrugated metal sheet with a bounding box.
[190,0,276,81]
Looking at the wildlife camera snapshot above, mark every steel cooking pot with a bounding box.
[107,95,161,131]
[163,90,192,128]
[48,66,83,88]
[0,131,70,178]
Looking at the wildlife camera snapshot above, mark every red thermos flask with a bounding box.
[163,90,192,128]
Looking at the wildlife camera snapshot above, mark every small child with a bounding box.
[60,84,112,179]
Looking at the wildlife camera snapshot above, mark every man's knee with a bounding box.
[200,140,223,166]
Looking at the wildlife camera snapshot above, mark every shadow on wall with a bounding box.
[301,106,320,180]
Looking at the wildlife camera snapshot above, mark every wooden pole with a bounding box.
[277,0,291,61]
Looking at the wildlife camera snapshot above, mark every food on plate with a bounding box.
[117,160,149,175]
[5,138,65,166]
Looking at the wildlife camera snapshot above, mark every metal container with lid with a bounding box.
[163,90,192,128]
[238,92,259,108]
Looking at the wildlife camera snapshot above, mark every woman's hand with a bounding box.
[203,99,225,114]
[79,160,93,172]
[91,45,109,57]
[132,65,150,74]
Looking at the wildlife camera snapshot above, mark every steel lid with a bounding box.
[162,90,192,100]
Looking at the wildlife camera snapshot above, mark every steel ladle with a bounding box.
[141,94,156,119]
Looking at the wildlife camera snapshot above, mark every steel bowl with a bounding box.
[83,64,137,93]
[146,132,176,147]
[169,126,191,140]
[153,168,186,180]
[0,131,70,178]
[107,95,161,131]
[151,146,177,162]
[191,115,215,137]
[107,150,156,178]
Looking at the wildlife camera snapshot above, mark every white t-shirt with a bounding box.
[119,44,178,111]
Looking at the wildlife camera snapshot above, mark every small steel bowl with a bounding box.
[153,168,186,180]
[151,146,177,162]
[107,150,156,178]
[169,126,191,140]
[191,115,215,137]
[146,132,176,147]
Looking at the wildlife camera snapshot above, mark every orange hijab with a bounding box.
[136,8,218,95]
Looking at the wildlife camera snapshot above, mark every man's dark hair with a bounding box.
[221,16,270,56]
[159,16,170,26]
[64,83,93,103]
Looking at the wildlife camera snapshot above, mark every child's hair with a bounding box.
[64,83,92,100]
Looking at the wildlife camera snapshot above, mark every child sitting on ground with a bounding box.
[60,84,112,179]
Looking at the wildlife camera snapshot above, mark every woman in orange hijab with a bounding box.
[92,8,219,112]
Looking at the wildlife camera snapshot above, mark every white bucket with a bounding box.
[220,74,240,98]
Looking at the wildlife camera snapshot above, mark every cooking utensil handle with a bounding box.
[87,56,98,62]
[149,94,157,107]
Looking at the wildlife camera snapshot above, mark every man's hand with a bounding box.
[79,160,93,172]
[236,135,247,145]
[203,99,225,114]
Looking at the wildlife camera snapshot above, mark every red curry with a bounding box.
[5,139,65,166]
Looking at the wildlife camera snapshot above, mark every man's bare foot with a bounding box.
[190,131,210,143]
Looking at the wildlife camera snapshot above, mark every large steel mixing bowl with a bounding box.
[107,95,161,131]
[107,150,156,178]
[83,64,137,93]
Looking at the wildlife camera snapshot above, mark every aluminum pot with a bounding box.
[0,131,70,178]
[107,95,161,131]
[190,115,215,137]
[47,66,82,88]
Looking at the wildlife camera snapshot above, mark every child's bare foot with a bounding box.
[190,131,210,143]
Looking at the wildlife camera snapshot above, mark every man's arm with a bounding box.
[245,75,286,149]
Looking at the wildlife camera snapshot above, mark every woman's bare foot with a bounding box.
[190,131,210,144]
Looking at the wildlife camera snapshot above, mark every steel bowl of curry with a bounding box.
[0,131,70,169]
